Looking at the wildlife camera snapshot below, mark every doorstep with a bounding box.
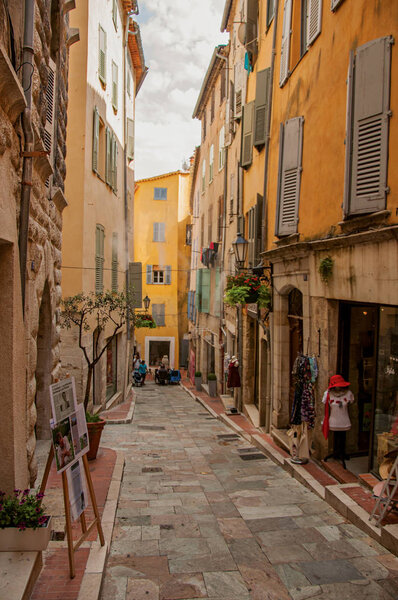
[0,550,42,600]
[102,388,135,424]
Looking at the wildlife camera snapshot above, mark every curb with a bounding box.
[180,382,398,555]
[77,450,125,600]
[104,395,136,425]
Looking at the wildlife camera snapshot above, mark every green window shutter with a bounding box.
[307,0,322,47]
[214,268,221,317]
[146,265,153,284]
[196,269,202,311]
[127,118,134,161]
[201,269,211,314]
[254,68,271,147]
[98,25,106,83]
[105,127,111,184]
[165,265,171,285]
[95,224,105,294]
[349,37,391,216]
[276,117,304,236]
[280,0,292,86]
[128,262,142,308]
[92,107,100,173]
[241,101,254,168]
[111,133,118,191]
[112,61,118,110]
[111,232,118,291]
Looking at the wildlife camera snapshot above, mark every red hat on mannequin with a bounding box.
[328,374,350,389]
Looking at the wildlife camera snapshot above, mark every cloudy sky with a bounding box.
[134,0,228,180]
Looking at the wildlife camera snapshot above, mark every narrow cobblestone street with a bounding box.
[100,383,398,600]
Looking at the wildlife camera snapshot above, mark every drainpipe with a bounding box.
[18,0,35,313]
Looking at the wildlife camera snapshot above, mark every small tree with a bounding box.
[61,291,135,411]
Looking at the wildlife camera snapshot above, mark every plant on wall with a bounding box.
[319,256,334,283]
[224,273,271,308]
[135,314,157,328]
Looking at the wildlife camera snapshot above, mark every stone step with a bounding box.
[0,551,42,600]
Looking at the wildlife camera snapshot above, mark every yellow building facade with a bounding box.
[134,171,190,368]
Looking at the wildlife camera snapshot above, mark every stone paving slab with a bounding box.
[99,382,398,600]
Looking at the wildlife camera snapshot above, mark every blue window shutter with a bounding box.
[187,291,192,320]
[146,265,153,284]
[196,270,202,311]
[165,265,171,284]
[201,269,211,314]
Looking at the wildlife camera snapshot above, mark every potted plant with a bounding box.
[224,274,271,308]
[85,412,106,461]
[135,314,157,328]
[0,489,52,552]
[207,372,217,397]
[194,371,202,392]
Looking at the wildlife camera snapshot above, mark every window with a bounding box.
[209,145,214,182]
[275,117,304,236]
[185,224,192,246]
[154,187,167,200]
[153,222,165,242]
[98,25,106,84]
[112,0,118,30]
[112,61,118,110]
[254,69,271,147]
[218,127,225,170]
[280,0,292,86]
[245,0,258,63]
[343,37,391,217]
[267,0,275,27]
[95,224,105,293]
[127,118,134,161]
[146,265,171,284]
[152,304,165,326]
[92,107,100,174]
[201,160,206,193]
[112,232,118,291]
[208,206,213,244]
[44,57,56,191]
[128,262,142,308]
[211,89,215,123]
[240,101,254,168]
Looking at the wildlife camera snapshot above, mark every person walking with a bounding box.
[139,360,148,385]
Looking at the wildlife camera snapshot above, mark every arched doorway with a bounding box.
[288,288,303,419]
[35,282,52,439]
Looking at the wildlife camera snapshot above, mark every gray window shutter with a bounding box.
[245,0,258,58]
[44,57,56,189]
[112,61,118,110]
[241,101,254,168]
[127,118,134,161]
[349,37,391,216]
[153,222,159,241]
[256,193,263,257]
[95,224,105,294]
[277,117,304,236]
[196,269,202,311]
[129,262,142,308]
[331,0,344,11]
[146,264,153,284]
[112,133,118,191]
[254,68,271,147]
[201,269,211,314]
[92,107,100,173]
[307,0,322,47]
[98,25,106,83]
[214,268,221,317]
[111,232,118,291]
[343,50,354,218]
[105,127,111,184]
[165,265,171,285]
[160,222,165,241]
[280,0,292,86]
[112,0,118,29]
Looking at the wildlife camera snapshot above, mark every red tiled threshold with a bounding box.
[321,458,358,484]
[342,485,398,525]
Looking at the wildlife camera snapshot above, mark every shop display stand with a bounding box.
[39,445,105,578]
[369,455,398,526]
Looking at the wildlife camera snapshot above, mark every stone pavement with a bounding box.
[99,382,398,600]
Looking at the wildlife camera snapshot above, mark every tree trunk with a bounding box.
[84,365,93,411]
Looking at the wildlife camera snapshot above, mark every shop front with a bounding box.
[338,303,398,476]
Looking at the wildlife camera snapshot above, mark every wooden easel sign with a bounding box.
[40,377,104,578]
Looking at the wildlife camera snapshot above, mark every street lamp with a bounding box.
[143,295,151,311]
[232,232,248,270]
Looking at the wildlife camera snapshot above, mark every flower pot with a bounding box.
[208,379,217,397]
[194,376,202,392]
[87,418,106,460]
[0,516,52,552]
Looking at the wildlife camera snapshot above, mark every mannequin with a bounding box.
[227,356,241,388]
[322,374,354,468]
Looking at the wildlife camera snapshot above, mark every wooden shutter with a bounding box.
[111,232,118,291]
[105,127,111,184]
[112,61,118,110]
[153,222,159,241]
[127,118,134,161]
[95,225,105,294]
[219,127,225,170]
[245,0,258,56]
[98,25,106,83]
[343,50,354,218]
[229,173,235,222]
[276,117,304,236]
[112,133,118,191]
[146,264,153,284]
[187,291,192,320]
[280,0,292,86]
[92,107,100,173]
[165,265,171,285]
[234,63,244,119]
[159,223,165,241]
[153,223,165,241]
[254,68,271,147]
[256,193,263,257]
[129,262,142,308]
[307,0,322,47]
[112,0,117,29]
[247,207,256,266]
[44,57,56,189]
[209,145,214,182]
[241,101,254,168]
[331,0,344,11]
[201,269,211,314]
[196,269,202,311]
[349,37,391,216]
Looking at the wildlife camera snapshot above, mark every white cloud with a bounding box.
[135,0,228,179]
